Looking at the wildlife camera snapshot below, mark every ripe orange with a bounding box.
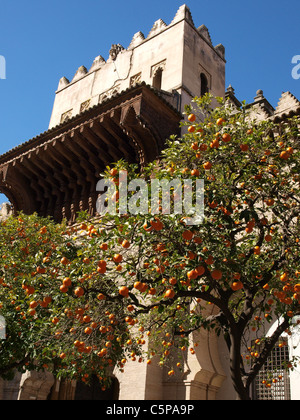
[122,239,130,249]
[188,113,196,122]
[134,281,143,291]
[29,300,38,309]
[110,168,118,177]
[182,230,194,241]
[203,161,212,170]
[113,254,123,263]
[191,169,200,177]
[187,269,198,280]
[231,281,244,291]
[97,348,107,358]
[164,289,175,299]
[150,218,164,231]
[169,277,177,285]
[119,286,129,298]
[74,287,84,297]
[63,277,72,287]
[280,151,290,160]
[60,285,69,293]
[253,246,261,255]
[265,198,275,206]
[188,125,195,133]
[148,288,156,295]
[195,265,205,276]
[210,139,219,149]
[222,133,231,143]
[60,257,69,265]
[240,144,249,152]
[100,243,108,251]
[211,269,222,280]
[216,117,225,126]
[280,273,288,282]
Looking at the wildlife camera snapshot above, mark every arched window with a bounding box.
[200,73,209,96]
[153,68,163,90]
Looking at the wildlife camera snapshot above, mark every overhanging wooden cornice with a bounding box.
[0,83,182,220]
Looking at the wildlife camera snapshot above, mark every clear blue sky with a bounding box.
[0,0,299,203]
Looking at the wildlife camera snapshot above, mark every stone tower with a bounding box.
[49,4,225,129]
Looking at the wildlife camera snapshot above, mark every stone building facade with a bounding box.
[0,4,299,400]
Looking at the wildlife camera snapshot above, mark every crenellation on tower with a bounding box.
[49,3,226,129]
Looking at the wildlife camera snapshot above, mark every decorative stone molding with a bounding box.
[150,60,167,78]
[60,109,73,124]
[80,99,91,113]
[99,85,120,103]
[130,72,142,87]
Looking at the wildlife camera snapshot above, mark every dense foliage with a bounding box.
[0,95,299,399]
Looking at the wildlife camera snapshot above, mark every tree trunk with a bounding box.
[229,331,251,400]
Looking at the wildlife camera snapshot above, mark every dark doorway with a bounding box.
[74,375,119,401]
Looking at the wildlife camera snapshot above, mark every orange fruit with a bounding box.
[211,269,222,280]
[182,230,194,241]
[195,266,205,276]
[188,113,196,122]
[169,277,177,285]
[134,281,143,291]
[191,169,200,177]
[150,218,164,231]
[60,257,69,265]
[203,161,212,170]
[187,269,198,280]
[222,133,231,143]
[240,144,249,152]
[29,300,38,309]
[122,239,130,249]
[280,151,290,160]
[119,286,129,298]
[74,287,84,297]
[63,277,72,287]
[231,281,243,291]
[110,168,118,177]
[253,246,261,255]
[216,117,225,126]
[164,289,175,299]
[265,198,274,206]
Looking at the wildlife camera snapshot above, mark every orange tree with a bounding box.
[0,95,299,400]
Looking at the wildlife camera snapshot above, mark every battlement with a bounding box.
[49,4,225,129]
